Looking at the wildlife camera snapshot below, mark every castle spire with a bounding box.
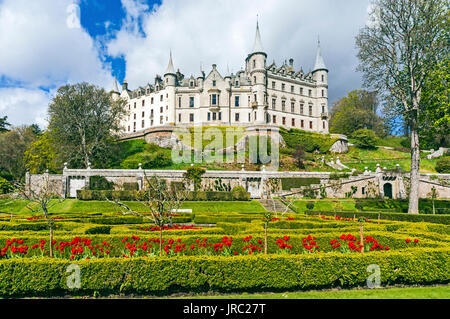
[252,17,264,53]
[165,51,175,75]
[313,37,327,71]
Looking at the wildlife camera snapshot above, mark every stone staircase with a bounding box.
[258,199,289,213]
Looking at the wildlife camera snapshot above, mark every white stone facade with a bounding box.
[113,22,330,135]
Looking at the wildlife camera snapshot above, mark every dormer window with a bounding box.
[211,94,217,106]
[190,81,194,87]
[253,60,256,68]
[235,80,239,86]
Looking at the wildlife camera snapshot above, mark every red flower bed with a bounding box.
[330,234,389,253]
[302,235,320,254]
[139,224,201,232]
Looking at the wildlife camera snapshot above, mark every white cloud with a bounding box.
[0,0,113,88]
[107,0,371,103]
[0,88,51,128]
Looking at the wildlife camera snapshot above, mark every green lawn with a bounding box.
[0,199,267,215]
[181,285,450,299]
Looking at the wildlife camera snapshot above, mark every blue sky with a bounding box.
[0,0,371,128]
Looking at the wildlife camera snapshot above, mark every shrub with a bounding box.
[88,176,115,191]
[306,202,315,210]
[122,183,139,191]
[84,226,111,234]
[231,186,249,201]
[77,190,138,201]
[0,249,448,296]
[281,178,321,190]
[280,128,338,153]
[142,151,172,169]
[0,177,12,194]
[435,157,450,173]
[351,129,378,149]
[301,186,318,199]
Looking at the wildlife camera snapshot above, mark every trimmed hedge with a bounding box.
[0,248,448,296]
[84,226,111,235]
[187,191,250,201]
[77,190,251,202]
[279,128,338,153]
[306,210,450,225]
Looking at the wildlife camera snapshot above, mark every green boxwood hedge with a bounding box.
[281,178,321,190]
[0,248,448,297]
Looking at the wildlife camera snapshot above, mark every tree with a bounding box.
[48,82,127,169]
[0,116,10,133]
[25,131,63,174]
[351,129,378,149]
[329,90,388,137]
[108,174,189,256]
[427,186,439,215]
[13,173,65,258]
[355,0,447,214]
[0,125,38,180]
[184,166,206,191]
[420,57,450,149]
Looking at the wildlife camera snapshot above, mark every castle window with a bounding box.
[142,100,145,106]
[236,80,239,86]
[300,87,303,95]
[272,115,276,124]
[272,81,275,89]
[178,114,181,122]
[322,90,324,97]
[178,97,182,108]
[300,104,304,114]
[282,117,286,125]
[160,107,163,113]
[211,94,217,105]
[160,116,163,124]
[128,126,130,132]
[235,113,240,122]
[134,102,136,108]
[133,122,136,132]
[321,75,324,82]
[309,121,313,129]
[282,100,286,112]
[254,94,257,103]
[235,96,240,107]
[301,120,304,128]
[133,114,136,120]
[151,109,154,117]
[190,97,194,107]
[291,102,295,113]
[291,86,294,93]
[282,83,285,91]
[212,112,217,121]
[292,118,295,126]
[218,112,222,121]
[141,120,145,128]
[160,95,163,101]
[253,60,256,68]
[322,105,325,113]
[272,98,276,110]
[208,113,211,121]
[151,97,154,104]
[248,113,251,122]
[142,111,145,117]
[253,76,256,84]
[213,80,216,87]
[190,81,194,87]
[309,105,313,116]
[323,121,326,129]
[308,89,312,97]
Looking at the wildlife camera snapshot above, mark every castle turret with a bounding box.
[111,77,120,100]
[246,19,268,124]
[164,51,176,125]
[312,38,329,133]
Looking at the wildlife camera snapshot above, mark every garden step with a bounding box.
[258,199,288,213]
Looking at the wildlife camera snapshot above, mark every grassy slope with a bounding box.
[182,285,450,299]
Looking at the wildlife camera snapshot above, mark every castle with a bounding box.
[112,22,329,135]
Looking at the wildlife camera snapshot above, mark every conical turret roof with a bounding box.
[313,38,327,71]
[165,51,175,75]
[252,20,264,53]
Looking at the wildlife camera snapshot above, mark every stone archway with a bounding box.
[383,183,393,199]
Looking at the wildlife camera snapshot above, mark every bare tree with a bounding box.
[356,0,447,214]
[13,172,65,257]
[107,173,190,256]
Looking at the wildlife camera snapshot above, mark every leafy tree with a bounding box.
[355,0,447,214]
[420,57,450,149]
[0,125,38,180]
[0,177,12,194]
[184,166,206,191]
[0,116,10,133]
[25,131,62,174]
[435,157,450,173]
[351,129,378,149]
[329,90,387,137]
[48,82,127,169]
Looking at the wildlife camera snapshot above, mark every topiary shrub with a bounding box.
[231,186,250,201]
[0,177,12,194]
[85,226,111,235]
[435,157,450,173]
[88,176,115,190]
[306,201,315,210]
[352,129,378,149]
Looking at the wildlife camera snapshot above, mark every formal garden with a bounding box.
[0,195,448,298]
